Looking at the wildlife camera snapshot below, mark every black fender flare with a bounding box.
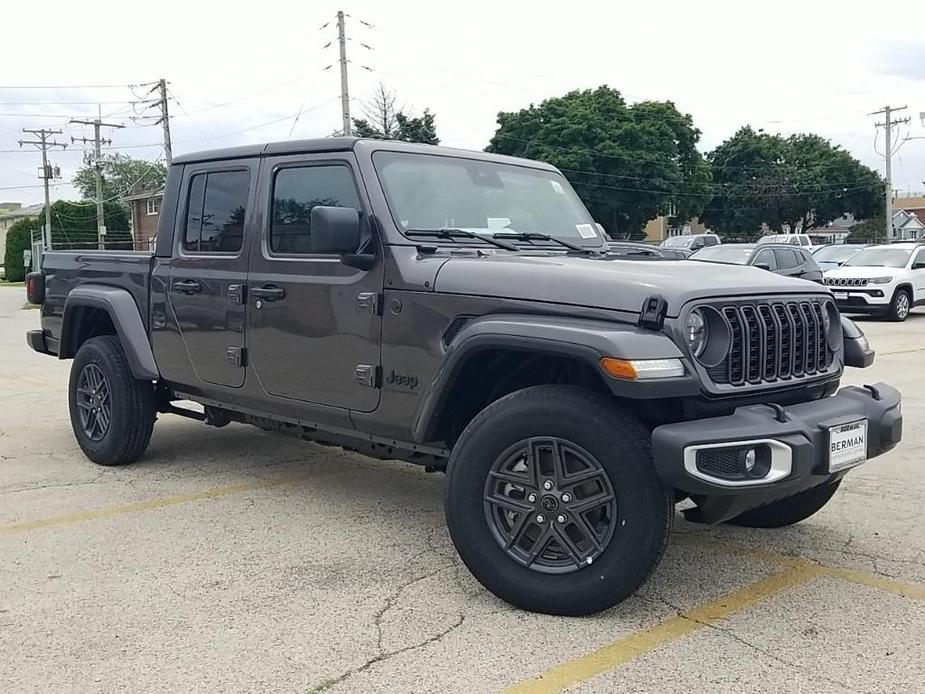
[411,313,697,443]
[61,285,159,380]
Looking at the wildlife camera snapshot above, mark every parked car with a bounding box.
[0,264,5,281]
[811,244,867,271]
[606,241,687,259]
[823,242,925,321]
[757,233,814,248]
[26,138,900,616]
[659,233,720,254]
[690,244,824,283]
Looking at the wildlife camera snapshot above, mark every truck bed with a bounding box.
[40,251,155,343]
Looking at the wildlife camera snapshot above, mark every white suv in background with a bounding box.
[757,233,814,248]
[823,243,925,321]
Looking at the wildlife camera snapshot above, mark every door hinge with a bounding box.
[356,292,382,315]
[226,346,246,367]
[355,364,381,388]
[227,284,245,305]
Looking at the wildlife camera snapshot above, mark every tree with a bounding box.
[702,127,884,239]
[846,217,882,243]
[4,216,41,282]
[352,83,439,144]
[48,200,133,250]
[73,154,167,207]
[485,86,712,238]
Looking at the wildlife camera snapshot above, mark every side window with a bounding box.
[183,170,250,253]
[754,249,777,270]
[270,165,361,254]
[912,250,925,270]
[774,248,799,269]
[801,250,820,270]
[704,236,719,247]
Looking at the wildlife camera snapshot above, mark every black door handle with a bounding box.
[173,279,201,294]
[251,285,286,302]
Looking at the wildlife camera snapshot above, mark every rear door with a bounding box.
[773,248,802,278]
[244,153,382,412]
[165,161,256,388]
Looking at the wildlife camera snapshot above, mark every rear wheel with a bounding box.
[445,385,672,616]
[887,288,911,322]
[726,480,842,528]
[68,336,156,466]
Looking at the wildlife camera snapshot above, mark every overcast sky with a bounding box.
[2,0,924,207]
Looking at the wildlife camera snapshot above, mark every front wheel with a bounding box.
[726,480,842,528]
[68,335,157,466]
[887,288,911,322]
[445,385,672,616]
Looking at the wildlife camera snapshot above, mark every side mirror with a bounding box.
[310,206,375,270]
[310,206,361,254]
[755,263,772,271]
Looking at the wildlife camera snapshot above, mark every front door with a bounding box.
[910,248,925,302]
[245,153,382,412]
[165,161,256,388]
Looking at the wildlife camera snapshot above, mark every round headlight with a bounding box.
[686,309,708,357]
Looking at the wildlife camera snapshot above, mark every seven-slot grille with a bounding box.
[825,277,868,287]
[706,299,833,386]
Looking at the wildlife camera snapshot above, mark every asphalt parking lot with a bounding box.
[1,284,923,694]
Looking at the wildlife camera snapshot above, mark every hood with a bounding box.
[433,254,827,317]
[823,265,896,279]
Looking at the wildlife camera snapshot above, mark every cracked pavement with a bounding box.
[0,286,923,694]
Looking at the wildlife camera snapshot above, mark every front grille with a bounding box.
[825,277,868,287]
[710,299,834,387]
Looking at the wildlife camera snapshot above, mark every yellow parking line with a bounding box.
[821,565,925,602]
[503,564,822,694]
[0,475,308,535]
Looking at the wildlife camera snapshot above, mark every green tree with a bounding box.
[73,154,167,207]
[48,200,132,250]
[352,83,439,144]
[846,217,882,243]
[4,216,41,282]
[702,127,884,239]
[485,86,712,238]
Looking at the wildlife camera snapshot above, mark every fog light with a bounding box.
[742,448,757,473]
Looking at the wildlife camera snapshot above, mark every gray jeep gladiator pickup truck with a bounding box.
[26,138,902,616]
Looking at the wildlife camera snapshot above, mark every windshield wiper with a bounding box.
[405,228,519,251]
[492,231,599,255]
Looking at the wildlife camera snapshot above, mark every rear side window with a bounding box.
[184,170,250,253]
[774,248,800,268]
[270,165,361,254]
[801,250,820,269]
[703,236,719,247]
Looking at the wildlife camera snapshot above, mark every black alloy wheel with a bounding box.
[75,363,112,441]
[483,437,618,573]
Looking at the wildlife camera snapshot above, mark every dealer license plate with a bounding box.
[828,420,867,472]
[833,291,848,300]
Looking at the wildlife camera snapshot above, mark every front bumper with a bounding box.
[651,383,902,523]
[833,292,889,313]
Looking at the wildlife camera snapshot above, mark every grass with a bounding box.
[1,281,25,288]
[22,302,39,310]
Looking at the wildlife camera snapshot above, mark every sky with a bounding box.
[1,0,924,207]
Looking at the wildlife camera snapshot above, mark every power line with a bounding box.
[872,105,911,241]
[70,112,126,249]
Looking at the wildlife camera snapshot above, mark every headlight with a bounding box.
[869,276,893,284]
[686,309,708,357]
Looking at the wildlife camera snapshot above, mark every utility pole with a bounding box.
[71,112,125,250]
[337,10,351,136]
[872,105,910,242]
[157,78,172,163]
[18,128,66,252]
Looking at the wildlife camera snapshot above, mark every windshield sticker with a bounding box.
[487,217,512,231]
[550,180,565,194]
[575,224,597,239]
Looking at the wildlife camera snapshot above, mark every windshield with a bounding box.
[691,246,753,264]
[661,236,693,248]
[813,245,863,263]
[373,151,603,247]
[843,248,912,268]
[757,235,794,245]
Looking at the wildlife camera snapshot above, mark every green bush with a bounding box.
[4,217,41,282]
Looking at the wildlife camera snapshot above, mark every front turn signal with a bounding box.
[600,357,685,380]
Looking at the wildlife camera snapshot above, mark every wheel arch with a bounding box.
[61,285,159,380]
[411,314,696,446]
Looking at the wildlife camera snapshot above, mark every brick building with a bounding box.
[125,186,163,250]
